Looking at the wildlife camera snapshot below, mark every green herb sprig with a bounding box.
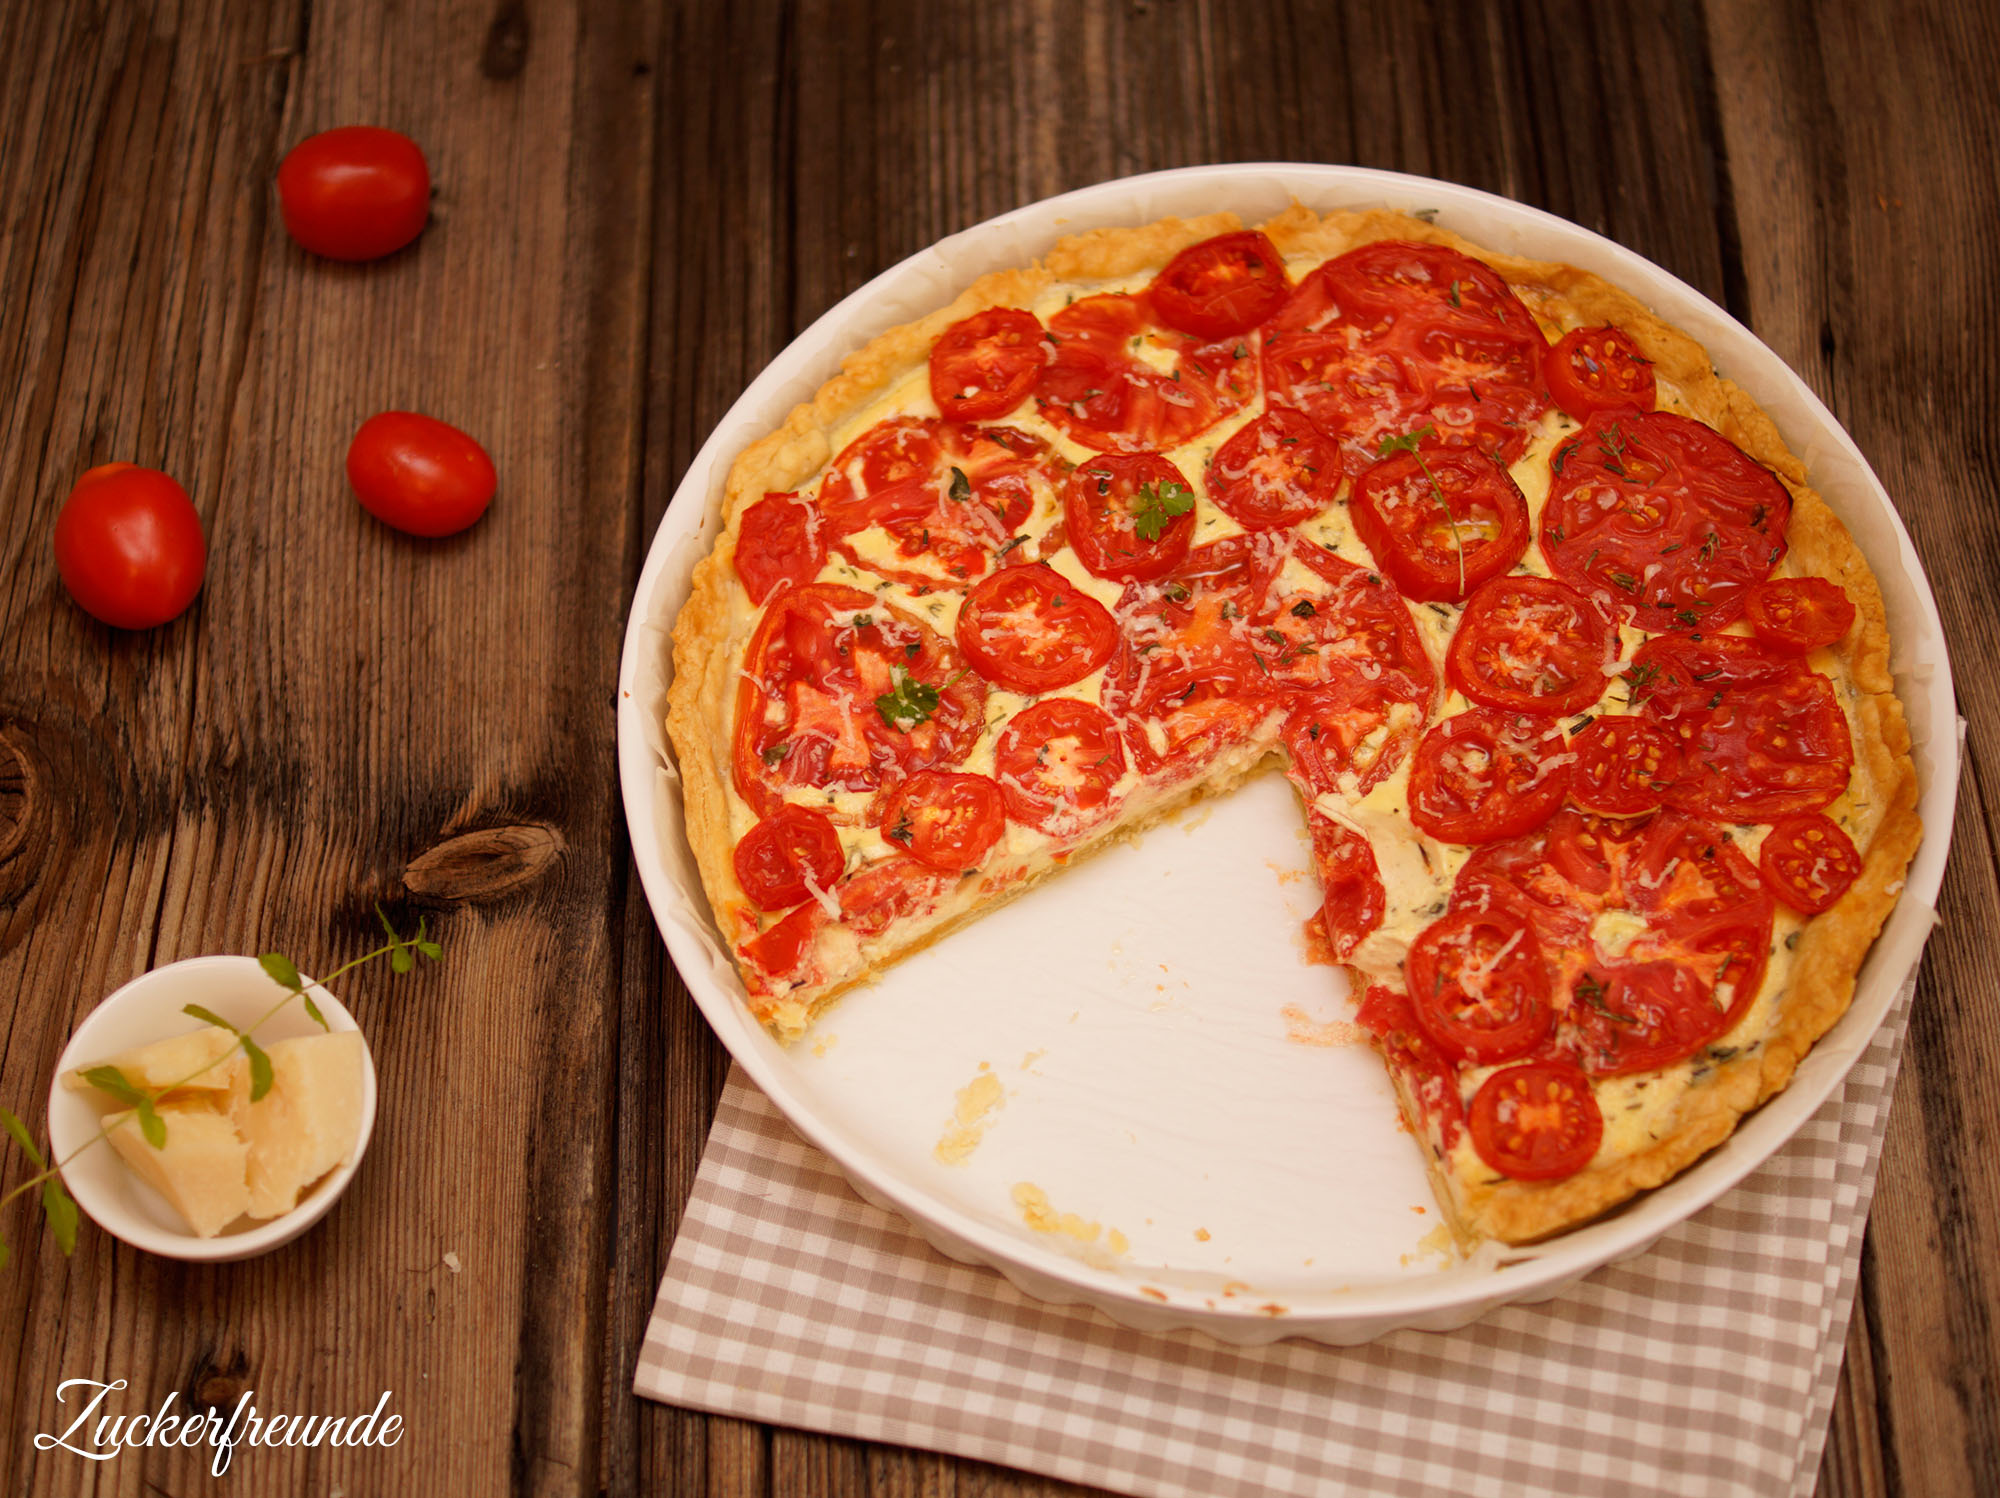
[1377,424,1466,595]
[1130,479,1196,542]
[0,908,440,1269]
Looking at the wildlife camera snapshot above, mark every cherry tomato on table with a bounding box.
[347,412,497,537]
[277,126,431,262]
[52,463,207,629]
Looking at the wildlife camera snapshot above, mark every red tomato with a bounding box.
[1406,906,1554,1065]
[1304,811,1387,961]
[731,584,987,817]
[1567,716,1682,817]
[1262,240,1548,473]
[277,126,430,262]
[875,770,1007,872]
[1348,449,1529,602]
[1544,325,1656,418]
[1541,410,1791,631]
[1759,813,1862,913]
[835,856,956,938]
[1629,632,1851,820]
[1408,710,1569,843]
[52,464,207,629]
[1468,1062,1603,1181]
[347,412,496,537]
[1063,451,1199,582]
[741,902,819,985]
[732,805,845,910]
[818,419,1056,590]
[955,563,1117,692]
[1207,408,1339,530]
[1034,293,1253,452]
[992,698,1127,837]
[1148,230,1291,339]
[929,308,1050,422]
[1355,984,1467,1150]
[734,491,826,604]
[1456,809,1773,1075]
[1745,576,1856,654]
[1447,575,1615,717]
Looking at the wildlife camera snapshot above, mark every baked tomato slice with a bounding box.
[1033,292,1253,452]
[1348,448,1530,602]
[1262,240,1548,473]
[1544,325,1655,419]
[732,584,987,816]
[733,804,846,911]
[1468,1062,1603,1181]
[875,770,1007,873]
[1456,809,1773,1076]
[929,308,1051,422]
[1064,451,1199,582]
[1303,811,1388,961]
[1745,576,1856,654]
[993,698,1127,838]
[1628,632,1852,820]
[1446,575,1615,717]
[734,491,826,605]
[817,418,1059,589]
[1406,906,1554,1065]
[1207,408,1339,530]
[1542,410,1791,632]
[1759,812,1862,914]
[955,562,1117,692]
[1408,710,1569,844]
[1567,715,1682,817]
[1099,535,1286,777]
[1355,984,1466,1149]
[1148,230,1291,339]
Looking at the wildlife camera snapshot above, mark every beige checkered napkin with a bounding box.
[636,980,1913,1498]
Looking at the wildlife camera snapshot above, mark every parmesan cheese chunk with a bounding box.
[106,1102,251,1238]
[229,1032,365,1220]
[65,1025,245,1097]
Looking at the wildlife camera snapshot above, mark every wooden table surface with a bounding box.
[3,1,1996,1493]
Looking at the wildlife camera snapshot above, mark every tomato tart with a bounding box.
[667,206,1921,1245]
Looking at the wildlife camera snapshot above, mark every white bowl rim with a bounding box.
[616,162,1959,1337]
[47,953,378,1262]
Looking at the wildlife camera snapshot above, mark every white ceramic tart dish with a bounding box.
[619,166,1956,1345]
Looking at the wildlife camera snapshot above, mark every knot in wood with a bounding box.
[0,728,45,903]
[404,822,563,903]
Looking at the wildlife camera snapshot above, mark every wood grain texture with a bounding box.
[0,1,1994,1496]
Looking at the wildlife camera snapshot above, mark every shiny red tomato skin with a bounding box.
[1348,449,1530,602]
[1744,576,1856,654]
[875,770,1007,871]
[956,563,1117,692]
[1063,452,1198,582]
[1207,408,1340,530]
[929,309,1050,422]
[1033,293,1252,453]
[1545,325,1656,418]
[1407,710,1570,843]
[733,805,846,910]
[1304,812,1387,960]
[52,464,208,629]
[277,126,431,262]
[1759,813,1862,913]
[734,491,826,604]
[1406,906,1555,1065]
[347,412,497,537]
[992,698,1127,837]
[1149,231,1290,339]
[1567,716,1682,816]
[1468,1061,1603,1181]
[1447,575,1615,717]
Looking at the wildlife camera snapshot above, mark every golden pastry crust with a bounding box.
[665,203,1921,1240]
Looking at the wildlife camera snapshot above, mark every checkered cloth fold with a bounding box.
[635,981,1911,1498]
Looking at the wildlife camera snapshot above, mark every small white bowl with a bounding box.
[47,954,378,1262]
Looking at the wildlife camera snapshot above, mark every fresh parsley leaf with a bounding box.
[1130,479,1195,542]
[1376,423,1438,459]
[875,669,941,731]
